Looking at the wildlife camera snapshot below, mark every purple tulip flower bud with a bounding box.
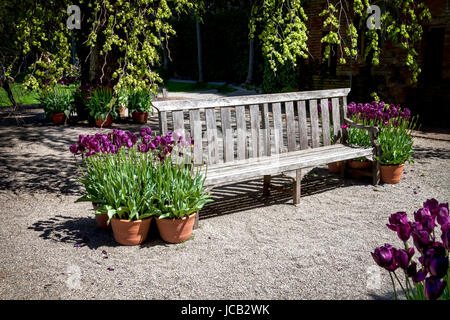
[371,244,398,272]
[414,207,431,224]
[424,199,440,215]
[425,277,447,300]
[436,203,449,226]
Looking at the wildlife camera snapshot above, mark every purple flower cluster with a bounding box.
[372,199,449,300]
[69,126,194,161]
[137,127,193,161]
[347,101,411,125]
[69,129,138,156]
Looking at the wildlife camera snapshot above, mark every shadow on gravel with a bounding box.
[199,168,363,221]
[28,214,172,249]
[27,214,117,249]
[413,146,450,160]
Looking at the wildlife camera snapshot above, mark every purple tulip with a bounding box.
[371,244,398,271]
[387,212,409,231]
[436,203,449,226]
[414,207,431,224]
[421,215,436,234]
[69,144,78,154]
[425,277,446,300]
[423,243,448,278]
[412,229,432,253]
[396,248,414,270]
[424,199,440,215]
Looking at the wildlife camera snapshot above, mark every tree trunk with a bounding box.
[195,16,204,83]
[2,79,18,108]
[245,37,255,85]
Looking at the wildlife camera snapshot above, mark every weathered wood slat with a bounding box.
[309,99,320,148]
[285,101,296,151]
[235,105,247,160]
[204,146,374,185]
[320,98,331,146]
[159,111,168,135]
[261,103,271,156]
[331,97,341,144]
[202,144,351,172]
[249,104,260,158]
[172,111,185,137]
[297,100,308,150]
[272,102,283,154]
[152,88,352,112]
[189,109,203,165]
[221,107,234,162]
[205,108,218,164]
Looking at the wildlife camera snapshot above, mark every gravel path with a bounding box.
[0,105,449,300]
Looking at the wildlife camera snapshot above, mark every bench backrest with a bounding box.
[152,88,350,165]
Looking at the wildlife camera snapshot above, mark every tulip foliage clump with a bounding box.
[372,199,449,300]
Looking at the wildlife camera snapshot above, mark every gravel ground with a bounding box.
[0,105,449,300]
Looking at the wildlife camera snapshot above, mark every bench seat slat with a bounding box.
[204,145,373,186]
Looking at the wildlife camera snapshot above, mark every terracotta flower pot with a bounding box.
[95,214,111,229]
[132,111,148,124]
[381,164,405,184]
[328,161,343,173]
[348,160,372,179]
[348,160,372,169]
[95,114,112,128]
[92,203,111,229]
[111,217,152,246]
[155,213,197,244]
[52,113,66,124]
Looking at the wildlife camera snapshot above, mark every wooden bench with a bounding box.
[152,88,380,221]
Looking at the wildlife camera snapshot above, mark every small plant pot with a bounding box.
[95,214,111,229]
[118,106,129,118]
[52,113,66,124]
[110,217,152,246]
[132,111,148,124]
[328,161,343,174]
[155,213,197,244]
[381,164,405,184]
[348,160,372,179]
[92,203,111,229]
[95,114,112,128]
[348,160,372,169]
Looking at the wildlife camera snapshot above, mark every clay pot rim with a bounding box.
[380,163,405,167]
[156,212,197,221]
[111,217,153,223]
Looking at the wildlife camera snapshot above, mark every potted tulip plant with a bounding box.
[116,88,129,119]
[128,89,153,124]
[375,117,416,184]
[137,129,212,243]
[371,199,449,300]
[39,87,75,124]
[86,86,117,128]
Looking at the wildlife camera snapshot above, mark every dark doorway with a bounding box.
[423,27,445,85]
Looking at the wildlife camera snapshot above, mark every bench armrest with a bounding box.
[343,117,380,149]
[343,117,380,135]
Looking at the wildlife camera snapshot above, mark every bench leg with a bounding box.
[293,169,301,206]
[193,212,199,229]
[373,160,380,185]
[340,160,347,179]
[263,175,271,196]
